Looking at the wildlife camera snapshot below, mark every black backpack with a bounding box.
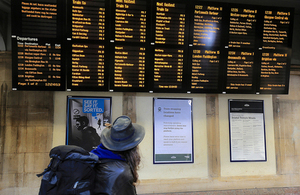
[37,145,99,195]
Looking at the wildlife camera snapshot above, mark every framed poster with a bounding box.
[153,98,194,164]
[66,96,112,152]
[228,99,267,162]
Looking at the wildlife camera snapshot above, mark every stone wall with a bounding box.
[0,51,54,194]
[273,74,300,178]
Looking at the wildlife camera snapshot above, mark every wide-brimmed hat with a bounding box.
[100,115,145,151]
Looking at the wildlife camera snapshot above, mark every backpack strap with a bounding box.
[36,158,62,177]
[36,168,49,177]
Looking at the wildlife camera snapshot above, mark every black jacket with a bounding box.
[94,160,137,195]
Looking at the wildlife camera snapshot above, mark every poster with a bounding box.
[153,98,193,164]
[66,96,112,151]
[228,99,266,162]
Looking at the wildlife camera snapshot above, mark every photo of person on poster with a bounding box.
[67,96,112,151]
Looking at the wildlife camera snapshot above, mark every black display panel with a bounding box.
[11,0,294,94]
[67,41,108,91]
[112,45,146,90]
[68,43,106,89]
[110,0,149,92]
[152,47,185,90]
[149,0,189,93]
[257,7,293,94]
[11,0,65,90]
[187,2,225,93]
[70,0,106,41]
[190,49,221,92]
[228,5,258,49]
[191,4,223,47]
[66,0,109,91]
[13,39,62,88]
[15,0,61,38]
[154,1,186,45]
[259,51,291,94]
[225,50,256,93]
[262,8,293,50]
[114,0,147,43]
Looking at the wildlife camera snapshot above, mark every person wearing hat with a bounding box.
[91,115,145,195]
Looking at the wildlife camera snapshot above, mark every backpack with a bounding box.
[37,145,99,195]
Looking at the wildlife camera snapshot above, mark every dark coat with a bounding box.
[94,160,136,195]
[81,126,100,151]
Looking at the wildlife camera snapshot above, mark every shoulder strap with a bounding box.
[36,158,62,177]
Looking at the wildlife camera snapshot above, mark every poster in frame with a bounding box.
[153,98,194,164]
[66,96,112,152]
[228,99,267,162]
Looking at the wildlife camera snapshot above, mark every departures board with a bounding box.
[11,0,294,94]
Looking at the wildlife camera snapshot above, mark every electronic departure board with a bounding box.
[262,8,292,50]
[110,0,149,92]
[228,6,257,49]
[226,50,255,92]
[114,0,147,43]
[112,45,146,89]
[70,0,106,41]
[259,7,293,94]
[153,47,185,90]
[154,1,186,45]
[66,0,109,91]
[190,49,221,92]
[151,0,188,92]
[260,51,290,93]
[69,43,106,88]
[11,0,65,90]
[13,40,62,88]
[11,0,295,94]
[188,2,224,93]
[191,4,223,47]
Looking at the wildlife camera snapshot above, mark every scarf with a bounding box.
[91,143,125,161]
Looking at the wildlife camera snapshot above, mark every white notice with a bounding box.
[153,98,193,163]
[230,113,266,161]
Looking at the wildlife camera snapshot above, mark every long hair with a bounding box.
[116,146,141,184]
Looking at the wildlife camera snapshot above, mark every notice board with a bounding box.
[228,99,266,162]
[153,98,194,164]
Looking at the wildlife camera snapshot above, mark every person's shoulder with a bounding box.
[103,159,129,169]
[94,160,136,195]
[83,126,97,132]
[99,160,132,176]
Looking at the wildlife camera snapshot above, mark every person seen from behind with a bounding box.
[91,115,145,195]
